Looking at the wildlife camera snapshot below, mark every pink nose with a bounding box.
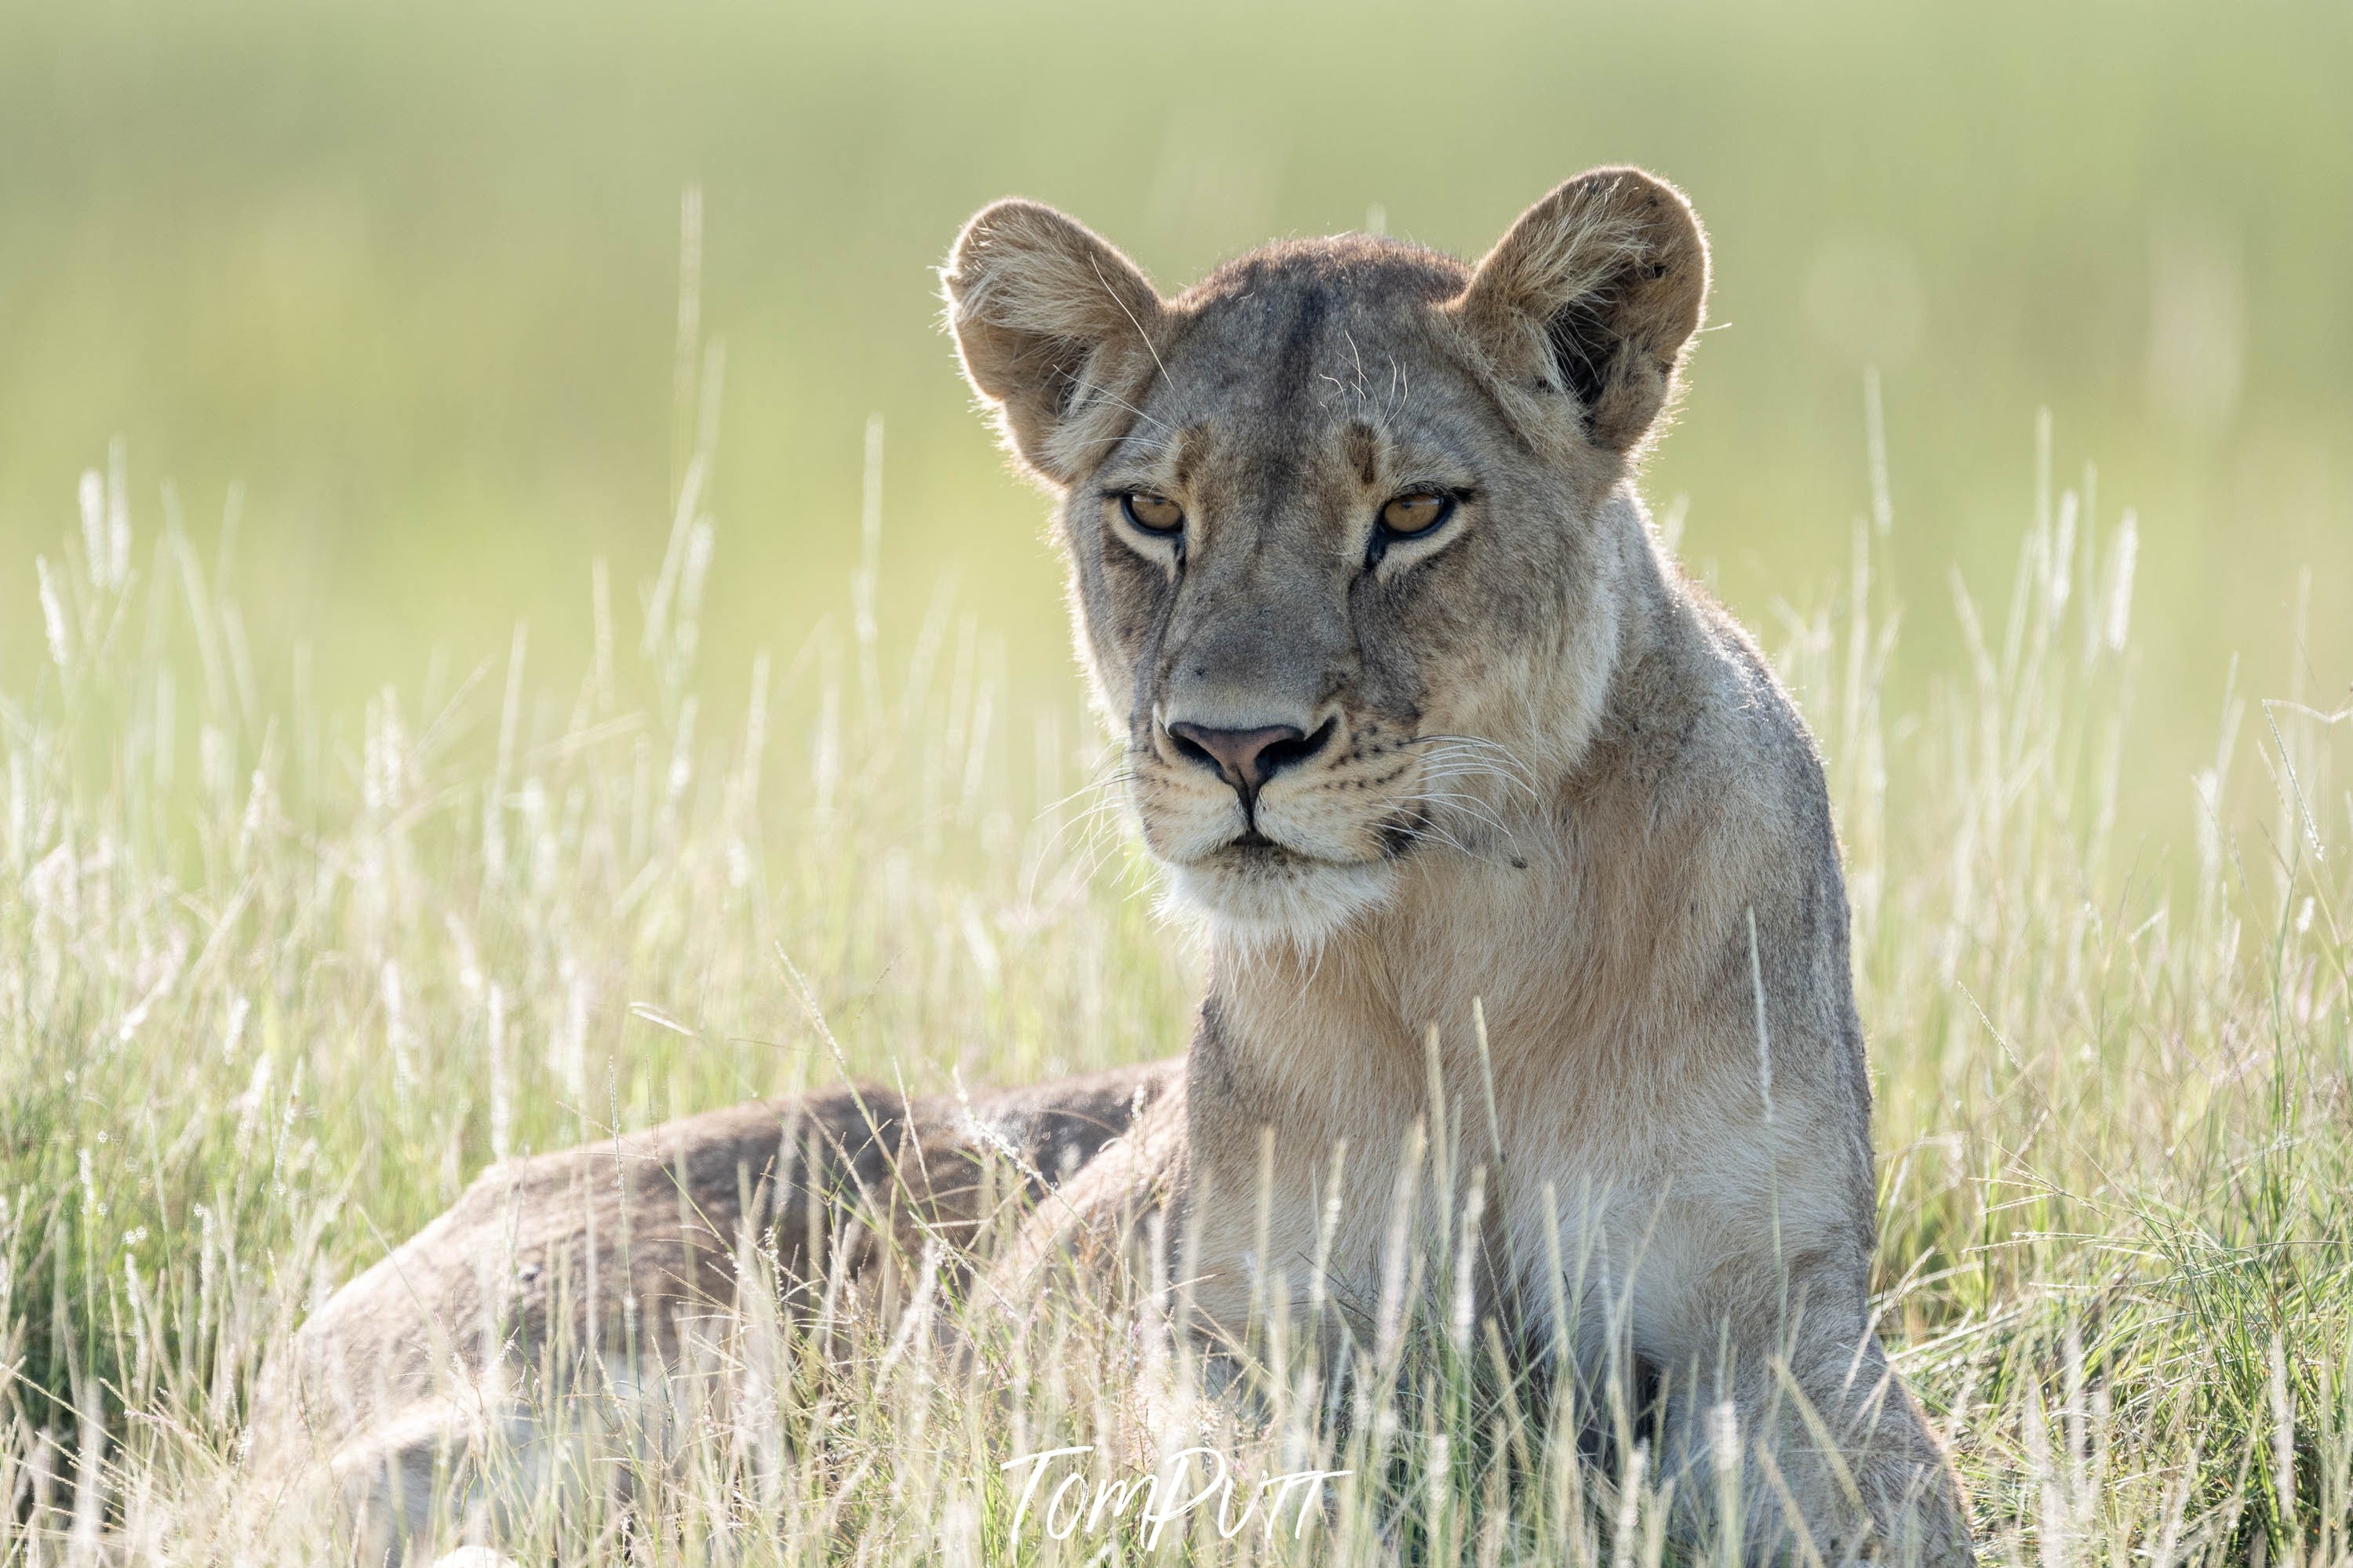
[1165,720,1331,803]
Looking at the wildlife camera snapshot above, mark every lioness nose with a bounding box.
[1165,719,1333,804]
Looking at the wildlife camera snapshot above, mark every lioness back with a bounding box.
[248,1061,1177,1556]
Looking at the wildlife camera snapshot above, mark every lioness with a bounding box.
[253,168,1971,1564]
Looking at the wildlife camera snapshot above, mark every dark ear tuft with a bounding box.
[1450,167,1710,453]
[942,200,1166,486]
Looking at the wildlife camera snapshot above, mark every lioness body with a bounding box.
[1177,551,1875,1359]
[253,169,1971,1563]
[249,1064,1178,1555]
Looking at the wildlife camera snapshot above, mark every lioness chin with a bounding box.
[250,168,1972,1566]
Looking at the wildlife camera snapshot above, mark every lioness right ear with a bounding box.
[1452,167,1710,453]
[942,199,1167,488]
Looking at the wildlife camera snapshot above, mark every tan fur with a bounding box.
[253,168,1970,1566]
[948,167,1971,1563]
[245,1064,1179,1558]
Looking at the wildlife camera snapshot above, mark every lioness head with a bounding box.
[945,169,1708,944]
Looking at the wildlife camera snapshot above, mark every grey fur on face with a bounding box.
[945,169,1708,943]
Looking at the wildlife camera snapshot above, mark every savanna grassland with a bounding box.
[4,0,2349,784]
[1,388,2347,1562]
[2,0,2351,1562]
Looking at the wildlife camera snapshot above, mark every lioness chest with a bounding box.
[1178,846,1854,1373]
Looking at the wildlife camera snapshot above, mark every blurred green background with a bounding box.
[3,0,2347,824]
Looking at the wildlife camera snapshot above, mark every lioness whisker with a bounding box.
[1408,733,1545,798]
[1412,759,1542,819]
[1404,788,1517,847]
[1050,369,1175,435]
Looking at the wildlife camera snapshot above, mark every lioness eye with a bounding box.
[1120,493,1185,535]
[1379,493,1453,538]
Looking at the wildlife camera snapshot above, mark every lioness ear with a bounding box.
[942,199,1167,486]
[1452,167,1709,453]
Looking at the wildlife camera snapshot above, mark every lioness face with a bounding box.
[946,170,1708,943]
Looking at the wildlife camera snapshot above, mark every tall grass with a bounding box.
[0,402,2344,1563]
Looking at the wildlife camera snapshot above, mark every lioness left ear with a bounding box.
[1451,167,1710,453]
[942,198,1167,488]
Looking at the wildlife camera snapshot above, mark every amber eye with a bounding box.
[1379,493,1454,538]
[1120,492,1185,535]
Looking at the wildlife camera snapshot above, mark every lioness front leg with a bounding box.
[1648,1248,1971,1566]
